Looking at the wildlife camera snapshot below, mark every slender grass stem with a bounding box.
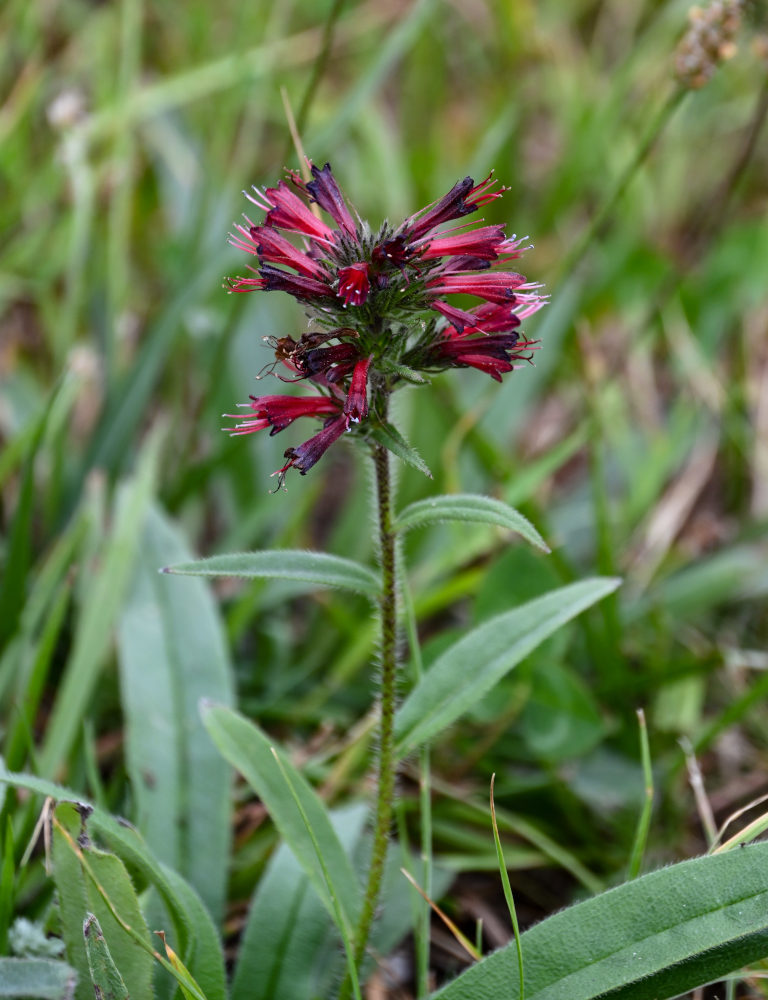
[561,86,686,276]
[627,708,654,879]
[339,436,398,999]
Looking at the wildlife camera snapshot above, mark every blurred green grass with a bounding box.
[2,0,768,979]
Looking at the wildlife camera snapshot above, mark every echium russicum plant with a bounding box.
[225,162,545,486]
[224,162,545,996]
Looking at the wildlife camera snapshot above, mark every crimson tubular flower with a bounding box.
[225,161,545,485]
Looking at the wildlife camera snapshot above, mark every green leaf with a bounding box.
[51,803,155,1000]
[0,378,61,649]
[163,549,380,597]
[117,503,234,924]
[0,957,77,998]
[201,704,361,933]
[231,804,367,1000]
[83,915,129,1000]
[0,769,226,1000]
[366,422,433,478]
[431,843,768,1000]
[38,432,161,780]
[394,495,549,551]
[381,360,429,384]
[395,578,621,757]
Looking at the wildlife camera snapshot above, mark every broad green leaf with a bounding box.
[38,432,161,779]
[83,915,129,1000]
[432,843,768,1000]
[163,549,380,597]
[52,803,155,1000]
[366,421,433,478]
[0,769,226,1000]
[117,503,234,924]
[0,957,77,998]
[394,495,549,551]
[201,704,361,933]
[232,804,368,1000]
[395,578,621,757]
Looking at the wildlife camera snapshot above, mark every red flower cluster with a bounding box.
[225,162,545,484]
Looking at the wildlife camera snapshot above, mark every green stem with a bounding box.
[399,558,432,997]
[340,438,398,998]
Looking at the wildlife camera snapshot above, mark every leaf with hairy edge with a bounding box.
[83,915,129,1000]
[367,422,433,478]
[0,769,226,1000]
[231,804,368,1000]
[395,578,621,757]
[51,803,155,1000]
[394,495,549,551]
[201,704,361,934]
[162,550,380,597]
[432,843,768,1000]
[0,957,78,999]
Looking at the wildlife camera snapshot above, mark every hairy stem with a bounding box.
[340,438,398,997]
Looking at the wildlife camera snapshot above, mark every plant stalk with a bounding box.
[340,438,398,997]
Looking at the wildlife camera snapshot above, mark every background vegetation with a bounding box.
[2,0,768,995]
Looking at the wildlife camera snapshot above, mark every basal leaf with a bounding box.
[201,704,361,934]
[0,769,226,1000]
[52,803,155,1000]
[117,503,234,924]
[0,957,78,999]
[83,915,129,1000]
[432,843,768,1000]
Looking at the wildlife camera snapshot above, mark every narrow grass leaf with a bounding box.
[163,549,380,596]
[432,843,768,1000]
[395,578,621,757]
[0,957,78,999]
[394,495,549,551]
[490,775,524,999]
[0,818,14,954]
[0,378,61,649]
[201,704,361,933]
[117,503,234,924]
[38,432,161,779]
[627,708,653,879]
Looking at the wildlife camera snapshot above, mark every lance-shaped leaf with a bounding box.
[201,704,361,935]
[395,578,621,757]
[366,421,433,478]
[163,550,380,597]
[394,494,549,551]
[432,842,768,1000]
[117,503,234,924]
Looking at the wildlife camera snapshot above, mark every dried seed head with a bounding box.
[674,0,743,89]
